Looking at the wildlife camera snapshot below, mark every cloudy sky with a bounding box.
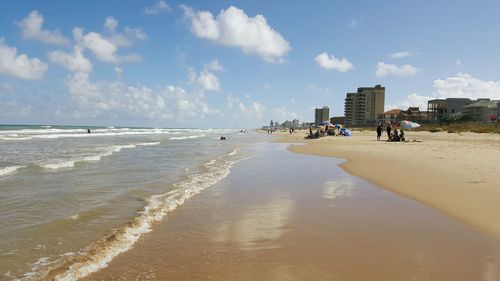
[1,0,500,128]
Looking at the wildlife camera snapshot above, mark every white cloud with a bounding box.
[348,18,357,27]
[204,59,224,71]
[114,67,123,76]
[375,62,419,77]
[104,17,118,32]
[455,60,462,66]
[385,93,434,111]
[386,73,500,112]
[227,95,266,120]
[314,52,354,72]
[17,10,70,45]
[433,73,500,100]
[182,5,291,62]
[103,17,148,47]
[0,40,48,79]
[390,50,417,59]
[273,106,298,120]
[65,72,218,120]
[1,82,14,93]
[308,83,330,94]
[143,1,171,15]
[74,28,142,63]
[49,47,92,73]
[197,70,220,91]
[263,83,272,90]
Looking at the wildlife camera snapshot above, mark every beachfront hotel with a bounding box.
[315,106,330,126]
[344,85,385,126]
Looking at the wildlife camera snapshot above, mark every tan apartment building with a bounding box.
[344,85,385,126]
[315,106,330,126]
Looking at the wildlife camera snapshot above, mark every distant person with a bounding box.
[376,122,382,141]
[87,128,91,134]
[220,136,226,140]
[399,130,405,142]
[391,128,400,142]
[386,122,392,140]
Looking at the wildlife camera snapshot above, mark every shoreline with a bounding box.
[275,130,500,238]
[83,141,500,281]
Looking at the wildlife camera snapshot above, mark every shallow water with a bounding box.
[0,125,265,280]
[86,142,500,281]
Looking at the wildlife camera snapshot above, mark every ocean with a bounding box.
[0,125,264,280]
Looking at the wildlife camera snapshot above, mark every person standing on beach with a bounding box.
[386,122,392,140]
[376,123,382,141]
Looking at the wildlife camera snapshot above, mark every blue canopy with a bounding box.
[339,128,352,136]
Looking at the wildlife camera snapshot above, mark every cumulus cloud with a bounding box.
[104,17,118,32]
[197,70,220,91]
[17,10,70,45]
[182,5,291,62]
[0,40,48,79]
[103,17,148,47]
[144,1,171,15]
[227,95,266,120]
[433,73,500,100]
[73,27,142,63]
[385,93,434,111]
[273,106,298,120]
[49,47,92,73]
[376,62,419,77]
[65,72,218,120]
[386,73,500,111]
[189,62,222,91]
[114,66,123,76]
[204,58,224,71]
[314,52,354,72]
[390,50,417,59]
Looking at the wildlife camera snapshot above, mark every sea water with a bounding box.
[0,125,264,280]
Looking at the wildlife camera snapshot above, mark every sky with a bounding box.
[1,0,500,128]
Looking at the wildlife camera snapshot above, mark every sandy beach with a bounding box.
[83,141,500,281]
[278,130,500,237]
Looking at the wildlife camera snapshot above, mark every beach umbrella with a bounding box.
[339,128,352,136]
[398,120,420,130]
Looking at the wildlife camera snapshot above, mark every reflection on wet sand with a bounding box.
[323,178,354,203]
[84,143,500,281]
[213,196,294,250]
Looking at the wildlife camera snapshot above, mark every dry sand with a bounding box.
[278,129,500,237]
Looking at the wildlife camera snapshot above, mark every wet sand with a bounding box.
[85,142,500,281]
[279,130,500,238]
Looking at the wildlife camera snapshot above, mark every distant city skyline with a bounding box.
[1,0,500,128]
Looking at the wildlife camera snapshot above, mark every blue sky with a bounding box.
[1,0,500,128]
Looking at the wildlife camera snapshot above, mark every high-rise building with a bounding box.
[344,85,385,126]
[315,106,330,126]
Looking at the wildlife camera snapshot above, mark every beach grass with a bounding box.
[350,122,500,134]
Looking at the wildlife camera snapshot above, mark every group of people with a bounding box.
[376,122,405,142]
[306,125,346,139]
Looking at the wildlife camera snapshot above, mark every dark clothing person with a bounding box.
[399,130,405,142]
[376,124,382,141]
[87,128,91,134]
[386,123,392,140]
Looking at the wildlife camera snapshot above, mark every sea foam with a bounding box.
[53,153,248,281]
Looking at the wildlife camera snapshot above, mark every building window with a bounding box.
[452,109,455,113]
